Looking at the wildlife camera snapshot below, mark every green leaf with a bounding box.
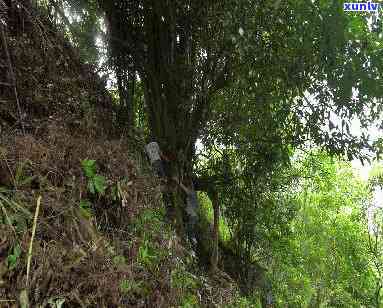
[13,245,21,257]
[81,159,96,178]
[79,200,93,218]
[7,245,21,270]
[47,297,66,308]
[79,200,91,210]
[93,175,106,195]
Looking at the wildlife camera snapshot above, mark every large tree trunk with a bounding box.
[116,66,135,129]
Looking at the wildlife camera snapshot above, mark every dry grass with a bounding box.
[0,125,157,306]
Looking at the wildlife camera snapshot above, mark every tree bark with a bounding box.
[209,190,220,271]
[116,66,135,129]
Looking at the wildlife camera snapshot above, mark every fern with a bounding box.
[81,159,106,195]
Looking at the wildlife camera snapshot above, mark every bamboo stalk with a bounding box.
[26,196,41,288]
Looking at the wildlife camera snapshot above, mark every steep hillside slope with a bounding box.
[0,0,113,136]
[0,2,246,307]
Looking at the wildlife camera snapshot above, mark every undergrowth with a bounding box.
[0,130,240,306]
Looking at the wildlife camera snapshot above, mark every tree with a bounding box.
[58,0,383,284]
[95,1,382,175]
[368,164,383,307]
[270,153,376,306]
[54,1,383,184]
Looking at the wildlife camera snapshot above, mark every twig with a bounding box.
[0,23,25,134]
[26,195,41,288]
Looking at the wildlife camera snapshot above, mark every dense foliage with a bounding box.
[270,153,377,306]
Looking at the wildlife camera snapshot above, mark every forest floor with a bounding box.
[0,3,244,307]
